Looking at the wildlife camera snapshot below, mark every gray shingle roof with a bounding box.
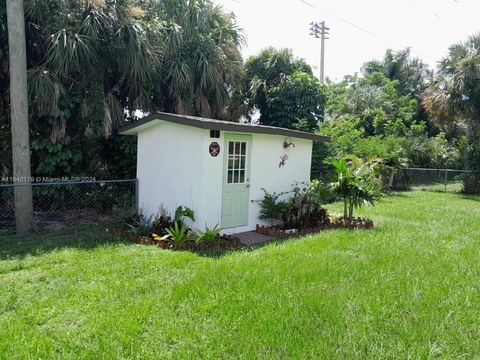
[119,112,330,142]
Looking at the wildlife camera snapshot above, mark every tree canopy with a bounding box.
[0,0,244,179]
[239,48,326,132]
[423,34,480,193]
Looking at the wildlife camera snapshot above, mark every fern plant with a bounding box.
[258,188,287,226]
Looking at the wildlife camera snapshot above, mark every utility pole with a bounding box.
[309,21,330,83]
[6,0,33,234]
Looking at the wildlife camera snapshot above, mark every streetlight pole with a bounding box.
[310,21,330,83]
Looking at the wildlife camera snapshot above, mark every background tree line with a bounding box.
[0,0,244,180]
[318,44,480,194]
[1,0,479,193]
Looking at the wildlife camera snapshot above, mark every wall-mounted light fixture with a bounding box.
[283,137,296,149]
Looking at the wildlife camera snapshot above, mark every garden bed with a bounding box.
[111,228,242,251]
[256,218,374,238]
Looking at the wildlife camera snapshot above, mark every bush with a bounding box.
[259,182,330,230]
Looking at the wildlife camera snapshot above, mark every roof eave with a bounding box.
[119,112,331,142]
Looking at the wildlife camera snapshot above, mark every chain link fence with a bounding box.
[312,166,474,194]
[0,179,137,236]
[390,168,474,193]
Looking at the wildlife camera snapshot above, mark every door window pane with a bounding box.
[227,140,247,184]
[239,170,245,183]
[240,156,245,169]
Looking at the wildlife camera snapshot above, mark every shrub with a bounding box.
[127,214,154,236]
[174,206,195,223]
[259,182,330,230]
[329,156,384,224]
[195,224,223,244]
[281,183,329,230]
[258,188,288,226]
[165,221,193,244]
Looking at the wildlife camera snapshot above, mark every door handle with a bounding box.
[246,184,250,188]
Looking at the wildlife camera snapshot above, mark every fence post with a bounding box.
[444,168,448,193]
[135,178,139,214]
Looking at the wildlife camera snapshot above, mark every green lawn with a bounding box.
[1,192,480,359]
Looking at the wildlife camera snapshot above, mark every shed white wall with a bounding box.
[136,121,313,234]
[219,133,312,234]
[136,122,206,228]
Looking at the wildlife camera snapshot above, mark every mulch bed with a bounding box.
[110,228,242,251]
[256,218,374,238]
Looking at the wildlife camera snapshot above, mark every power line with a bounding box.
[298,0,373,35]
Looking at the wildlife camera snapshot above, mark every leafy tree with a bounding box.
[265,71,326,132]
[241,48,325,131]
[363,48,432,97]
[325,72,417,137]
[423,34,480,193]
[145,0,244,118]
[0,0,244,181]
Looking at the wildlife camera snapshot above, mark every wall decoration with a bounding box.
[209,142,220,157]
[283,137,296,149]
[279,154,288,168]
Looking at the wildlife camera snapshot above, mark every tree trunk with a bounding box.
[6,0,33,234]
[343,199,348,225]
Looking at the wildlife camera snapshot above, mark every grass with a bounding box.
[1,191,480,359]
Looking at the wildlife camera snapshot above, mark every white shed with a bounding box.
[120,112,329,234]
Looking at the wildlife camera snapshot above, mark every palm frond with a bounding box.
[27,67,64,115]
[46,29,97,78]
[103,92,124,137]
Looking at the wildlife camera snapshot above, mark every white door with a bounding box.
[221,134,252,228]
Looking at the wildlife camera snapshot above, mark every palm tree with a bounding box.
[423,34,480,193]
[6,0,33,234]
[25,0,160,137]
[148,0,244,118]
[329,156,383,224]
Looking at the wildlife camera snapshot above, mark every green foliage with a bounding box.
[325,72,417,137]
[329,156,384,223]
[266,71,326,132]
[259,182,330,230]
[241,48,325,132]
[424,34,480,193]
[31,137,82,175]
[258,188,287,226]
[127,214,154,236]
[362,48,432,97]
[195,224,223,244]
[400,132,460,169]
[0,0,243,180]
[165,221,192,244]
[174,206,195,223]
[281,183,329,230]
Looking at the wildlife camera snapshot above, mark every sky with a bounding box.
[217,0,480,81]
